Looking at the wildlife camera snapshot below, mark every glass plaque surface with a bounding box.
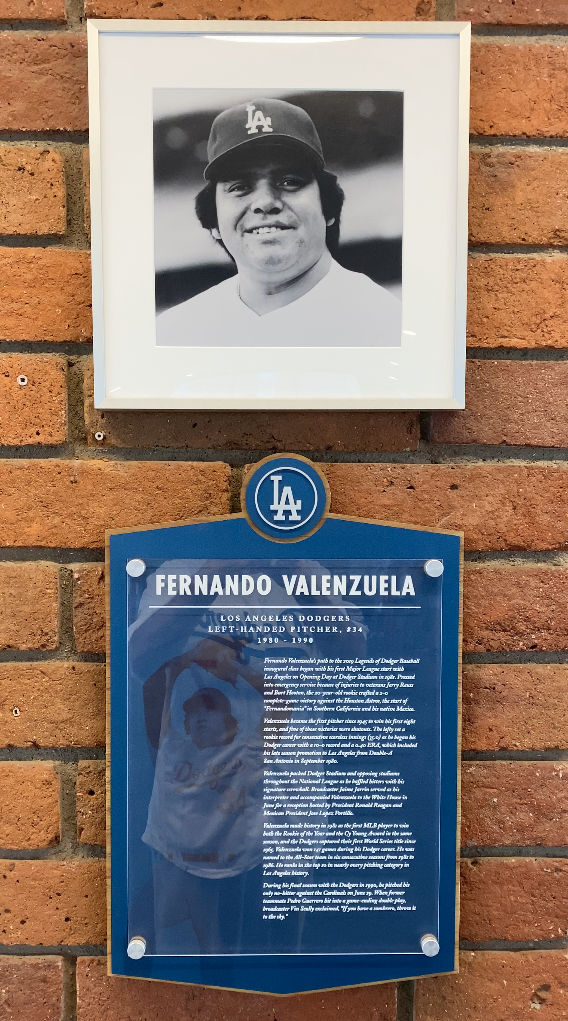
[108,456,461,993]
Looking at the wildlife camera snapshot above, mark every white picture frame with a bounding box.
[88,20,470,410]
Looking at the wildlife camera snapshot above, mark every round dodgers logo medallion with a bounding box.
[243,454,330,542]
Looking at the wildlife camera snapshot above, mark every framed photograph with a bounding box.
[88,20,470,409]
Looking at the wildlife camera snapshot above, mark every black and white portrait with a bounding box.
[153,89,403,349]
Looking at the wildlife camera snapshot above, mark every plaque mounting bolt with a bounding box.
[126,558,146,578]
[17,375,28,387]
[424,559,444,577]
[420,934,440,956]
[127,936,146,960]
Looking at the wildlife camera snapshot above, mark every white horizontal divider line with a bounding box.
[147,604,423,610]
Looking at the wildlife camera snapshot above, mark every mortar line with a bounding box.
[0,749,105,761]
[0,846,105,860]
[5,445,568,464]
[62,955,77,1021]
[0,130,89,143]
[470,136,568,148]
[57,761,79,854]
[0,944,106,955]
[396,979,415,1021]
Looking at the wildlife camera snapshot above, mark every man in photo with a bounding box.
[157,97,401,347]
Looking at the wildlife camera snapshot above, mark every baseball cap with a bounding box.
[183,687,232,715]
[204,98,325,180]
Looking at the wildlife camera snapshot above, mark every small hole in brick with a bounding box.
[87,789,95,796]
[12,707,20,717]
[64,916,70,922]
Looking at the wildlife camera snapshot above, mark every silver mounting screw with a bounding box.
[421,934,440,956]
[127,936,146,960]
[94,431,105,442]
[424,559,444,578]
[126,559,146,578]
[17,375,28,387]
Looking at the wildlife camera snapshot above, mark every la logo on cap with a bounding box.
[245,103,273,135]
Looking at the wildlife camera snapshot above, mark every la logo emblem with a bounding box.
[269,473,301,522]
[245,103,273,135]
[243,455,330,540]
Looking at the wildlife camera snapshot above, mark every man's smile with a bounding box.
[244,223,294,235]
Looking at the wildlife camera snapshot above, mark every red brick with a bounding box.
[85,0,429,19]
[463,565,568,653]
[77,761,105,846]
[459,0,568,23]
[0,459,231,548]
[0,662,105,748]
[463,664,568,751]
[0,355,67,445]
[0,859,105,945]
[469,148,568,246]
[432,361,568,445]
[322,462,568,551]
[0,0,64,16]
[0,562,59,651]
[0,33,87,132]
[416,951,568,1021]
[460,858,568,942]
[73,565,105,656]
[471,41,568,137]
[77,955,397,1020]
[0,956,62,1021]
[0,249,92,342]
[0,762,59,849]
[467,255,568,350]
[83,363,419,453]
[461,761,568,847]
[0,145,65,235]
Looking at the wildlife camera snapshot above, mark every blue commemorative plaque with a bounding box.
[108,455,462,994]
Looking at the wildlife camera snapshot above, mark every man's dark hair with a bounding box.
[195,169,345,258]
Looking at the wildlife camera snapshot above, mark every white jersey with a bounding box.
[143,664,264,879]
[157,259,401,349]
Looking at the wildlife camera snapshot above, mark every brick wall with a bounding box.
[0,1,567,1019]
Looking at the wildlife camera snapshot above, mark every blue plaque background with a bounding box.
[109,515,461,993]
